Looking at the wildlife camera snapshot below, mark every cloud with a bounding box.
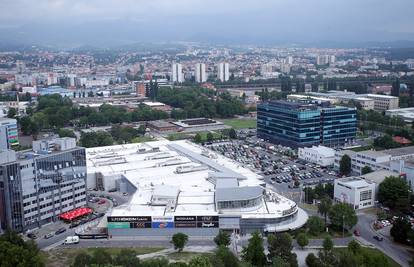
[0,0,413,45]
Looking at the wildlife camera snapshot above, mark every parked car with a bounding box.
[44,233,54,239]
[353,230,360,236]
[55,227,67,235]
[27,232,37,239]
[373,235,383,241]
[98,199,106,205]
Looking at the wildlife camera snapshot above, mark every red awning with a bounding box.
[59,207,93,221]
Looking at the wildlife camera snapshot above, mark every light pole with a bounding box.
[342,214,345,238]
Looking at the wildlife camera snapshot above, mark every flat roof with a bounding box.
[383,146,414,157]
[86,140,298,219]
[337,177,374,188]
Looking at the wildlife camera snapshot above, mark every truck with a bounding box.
[63,236,79,244]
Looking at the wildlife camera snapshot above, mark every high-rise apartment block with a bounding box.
[172,63,183,83]
[257,100,357,148]
[0,137,86,232]
[217,62,230,82]
[0,118,19,150]
[195,63,207,83]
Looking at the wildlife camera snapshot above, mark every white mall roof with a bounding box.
[87,140,298,219]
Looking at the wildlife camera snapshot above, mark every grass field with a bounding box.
[335,247,400,267]
[221,118,257,129]
[132,136,155,143]
[167,252,212,262]
[44,247,164,267]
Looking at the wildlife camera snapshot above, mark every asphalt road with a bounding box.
[356,213,412,267]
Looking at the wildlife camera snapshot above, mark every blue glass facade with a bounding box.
[257,100,357,148]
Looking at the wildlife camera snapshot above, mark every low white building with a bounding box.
[334,177,376,210]
[298,145,335,166]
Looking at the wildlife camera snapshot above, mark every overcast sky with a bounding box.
[1,0,414,47]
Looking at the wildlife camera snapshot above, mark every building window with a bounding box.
[360,190,372,201]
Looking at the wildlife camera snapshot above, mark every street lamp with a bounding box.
[342,214,345,238]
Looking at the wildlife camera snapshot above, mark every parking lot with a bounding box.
[205,136,338,201]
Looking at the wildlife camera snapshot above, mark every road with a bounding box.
[356,212,412,267]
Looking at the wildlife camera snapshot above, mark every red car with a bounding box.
[98,199,106,205]
[353,230,361,236]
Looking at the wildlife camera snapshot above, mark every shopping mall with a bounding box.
[86,140,308,236]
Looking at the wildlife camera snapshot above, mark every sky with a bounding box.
[1,0,414,48]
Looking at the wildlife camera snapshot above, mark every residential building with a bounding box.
[135,82,146,97]
[257,100,357,148]
[195,63,207,83]
[0,137,86,232]
[298,145,335,166]
[172,63,183,83]
[217,62,230,82]
[0,118,18,149]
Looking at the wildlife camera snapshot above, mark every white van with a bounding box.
[64,236,79,244]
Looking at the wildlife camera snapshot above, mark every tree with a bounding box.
[241,231,266,267]
[305,253,321,267]
[267,232,297,266]
[390,218,413,244]
[58,128,76,138]
[79,131,114,148]
[0,229,45,267]
[214,231,231,247]
[361,166,373,175]
[296,233,309,249]
[328,203,358,230]
[319,237,337,266]
[206,132,214,142]
[171,233,188,252]
[72,252,92,267]
[271,256,290,267]
[318,197,332,225]
[91,248,112,266]
[215,245,239,267]
[229,128,237,139]
[378,176,410,210]
[307,216,325,236]
[339,154,351,176]
[113,248,140,267]
[7,107,17,118]
[188,255,212,267]
[194,133,202,143]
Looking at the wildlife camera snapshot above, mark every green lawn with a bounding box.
[334,247,400,267]
[167,132,192,141]
[44,247,165,267]
[131,136,155,143]
[167,252,212,262]
[221,118,257,129]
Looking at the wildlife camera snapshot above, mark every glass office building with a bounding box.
[257,100,356,148]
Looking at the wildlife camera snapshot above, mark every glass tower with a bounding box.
[257,100,357,148]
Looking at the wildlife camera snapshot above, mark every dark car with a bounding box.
[373,235,383,241]
[55,227,67,235]
[27,233,37,239]
[353,230,360,236]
